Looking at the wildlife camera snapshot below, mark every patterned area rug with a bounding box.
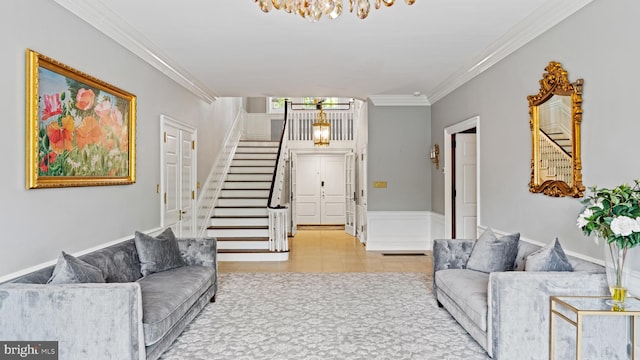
[160,272,490,360]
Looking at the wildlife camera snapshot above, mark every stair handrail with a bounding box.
[195,107,245,237]
[268,100,290,209]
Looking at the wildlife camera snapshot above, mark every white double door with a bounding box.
[295,154,346,225]
[161,116,197,237]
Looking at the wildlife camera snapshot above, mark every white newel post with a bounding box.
[268,208,288,252]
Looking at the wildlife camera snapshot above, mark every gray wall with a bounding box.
[0,0,240,277]
[368,100,431,211]
[246,97,267,113]
[430,0,640,260]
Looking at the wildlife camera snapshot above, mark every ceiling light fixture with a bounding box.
[254,0,416,21]
[312,99,330,147]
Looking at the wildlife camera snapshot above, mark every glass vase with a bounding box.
[604,241,630,305]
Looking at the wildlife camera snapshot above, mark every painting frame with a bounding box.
[26,49,136,189]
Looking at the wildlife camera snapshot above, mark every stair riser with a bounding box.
[207,228,269,237]
[217,241,270,250]
[228,166,274,174]
[226,174,273,181]
[232,160,276,167]
[212,208,268,216]
[238,141,279,147]
[224,182,271,189]
[217,198,267,207]
[234,153,277,160]
[210,218,269,227]
[236,147,278,154]
[220,189,270,198]
[218,252,289,262]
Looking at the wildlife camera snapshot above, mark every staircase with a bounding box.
[209,140,289,261]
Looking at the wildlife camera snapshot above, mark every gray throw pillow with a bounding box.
[466,228,520,273]
[47,251,105,284]
[134,228,186,276]
[525,238,573,272]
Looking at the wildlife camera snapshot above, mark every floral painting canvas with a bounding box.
[26,49,136,188]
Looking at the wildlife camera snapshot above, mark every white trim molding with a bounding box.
[428,0,594,104]
[368,95,431,107]
[52,0,217,103]
[366,211,442,251]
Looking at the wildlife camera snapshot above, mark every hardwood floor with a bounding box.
[218,229,432,273]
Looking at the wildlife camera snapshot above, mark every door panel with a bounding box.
[321,155,345,224]
[455,133,477,239]
[161,116,197,237]
[164,126,180,230]
[295,154,321,224]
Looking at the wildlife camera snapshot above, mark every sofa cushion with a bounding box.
[137,265,215,345]
[47,252,105,284]
[135,228,186,276]
[435,269,489,331]
[466,228,520,273]
[525,238,573,272]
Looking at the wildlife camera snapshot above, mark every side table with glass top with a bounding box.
[550,296,640,360]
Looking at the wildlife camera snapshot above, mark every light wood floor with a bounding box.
[218,229,432,273]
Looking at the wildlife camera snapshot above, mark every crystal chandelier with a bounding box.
[254,0,416,21]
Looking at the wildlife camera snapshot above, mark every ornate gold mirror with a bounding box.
[528,61,585,197]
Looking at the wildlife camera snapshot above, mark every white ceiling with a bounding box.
[54,0,593,103]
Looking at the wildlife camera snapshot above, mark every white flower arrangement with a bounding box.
[577,180,640,248]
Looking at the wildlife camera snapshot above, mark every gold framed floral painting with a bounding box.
[26,49,136,188]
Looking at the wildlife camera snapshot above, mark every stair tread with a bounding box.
[216,237,269,241]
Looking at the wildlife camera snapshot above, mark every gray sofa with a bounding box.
[433,238,612,359]
[0,235,217,360]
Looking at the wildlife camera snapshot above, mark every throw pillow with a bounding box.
[47,251,105,284]
[134,228,186,276]
[466,228,520,273]
[525,237,573,272]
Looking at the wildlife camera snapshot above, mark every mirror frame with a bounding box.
[527,61,585,198]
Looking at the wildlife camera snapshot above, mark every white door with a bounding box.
[322,155,346,224]
[344,153,356,236]
[161,116,197,237]
[296,154,322,224]
[454,133,477,239]
[290,152,298,236]
[295,154,346,225]
[357,148,367,243]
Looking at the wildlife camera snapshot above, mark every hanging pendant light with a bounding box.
[312,100,330,147]
[253,0,415,22]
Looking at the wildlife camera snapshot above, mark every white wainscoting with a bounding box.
[366,211,444,251]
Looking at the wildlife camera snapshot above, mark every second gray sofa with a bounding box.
[433,237,610,359]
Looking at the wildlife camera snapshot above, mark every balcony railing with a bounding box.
[288,109,354,142]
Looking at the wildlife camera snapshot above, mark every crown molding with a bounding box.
[53,0,218,103]
[427,0,594,104]
[368,94,431,106]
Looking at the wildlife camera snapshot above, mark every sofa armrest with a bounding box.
[177,237,217,268]
[432,238,475,272]
[0,282,144,360]
[488,271,608,359]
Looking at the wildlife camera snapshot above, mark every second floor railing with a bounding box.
[539,130,572,184]
[288,108,354,142]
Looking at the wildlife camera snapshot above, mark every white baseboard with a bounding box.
[0,226,164,284]
[366,211,442,251]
